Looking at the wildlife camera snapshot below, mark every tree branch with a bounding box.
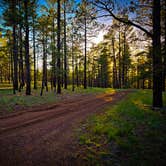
[91,0,153,38]
[108,10,152,38]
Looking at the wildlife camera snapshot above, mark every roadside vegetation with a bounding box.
[78,90,166,165]
[0,86,115,114]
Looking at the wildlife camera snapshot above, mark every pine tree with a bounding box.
[24,0,31,95]
[57,0,61,94]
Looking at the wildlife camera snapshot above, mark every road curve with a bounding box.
[0,91,130,166]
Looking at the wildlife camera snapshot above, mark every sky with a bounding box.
[0,0,132,44]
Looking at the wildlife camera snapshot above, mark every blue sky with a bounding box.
[38,0,81,5]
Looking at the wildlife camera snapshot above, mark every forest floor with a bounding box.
[0,87,115,115]
[77,90,166,165]
[0,89,130,166]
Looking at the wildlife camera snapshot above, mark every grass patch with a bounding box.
[78,90,166,165]
[0,86,114,113]
[63,86,115,94]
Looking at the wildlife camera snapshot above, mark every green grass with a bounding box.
[78,90,166,165]
[0,86,114,113]
[65,86,116,94]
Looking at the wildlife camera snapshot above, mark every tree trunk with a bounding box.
[24,0,31,95]
[71,31,74,91]
[122,31,126,88]
[10,39,14,88]
[148,79,152,89]
[142,79,145,89]
[64,0,67,89]
[40,35,47,96]
[118,27,121,88]
[76,63,79,87]
[112,37,119,88]
[51,16,56,92]
[84,16,87,89]
[8,49,11,84]
[57,0,61,94]
[45,30,48,92]
[12,0,18,94]
[137,62,140,89]
[162,8,166,91]
[163,35,166,91]
[18,23,24,92]
[33,14,37,89]
[152,0,163,107]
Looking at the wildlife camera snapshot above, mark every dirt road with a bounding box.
[0,91,130,166]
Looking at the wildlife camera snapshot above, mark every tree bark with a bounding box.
[122,31,126,88]
[112,37,119,88]
[12,0,18,94]
[152,0,163,107]
[71,30,75,91]
[84,16,87,89]
[118,27,121,88]
[18,23,24,92]
[33,14,37,89]
[162,6,166,91]
[51,16,56,92]
[64,0,67,89]
[24,0,31,95]
[76,63,79,87]
[57,0,61,94]
[40,34,47,96]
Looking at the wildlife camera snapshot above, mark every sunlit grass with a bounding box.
[0,86,114,113]
[0,83,12,89]
[65,85,115,94]
[78,90,166,165]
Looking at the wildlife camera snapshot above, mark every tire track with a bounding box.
[0,90,131,166]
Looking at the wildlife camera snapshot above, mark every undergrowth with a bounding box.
[78,90,166,166]
[0,87,114,113]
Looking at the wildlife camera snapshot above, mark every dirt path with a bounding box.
[0,90,130,166]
